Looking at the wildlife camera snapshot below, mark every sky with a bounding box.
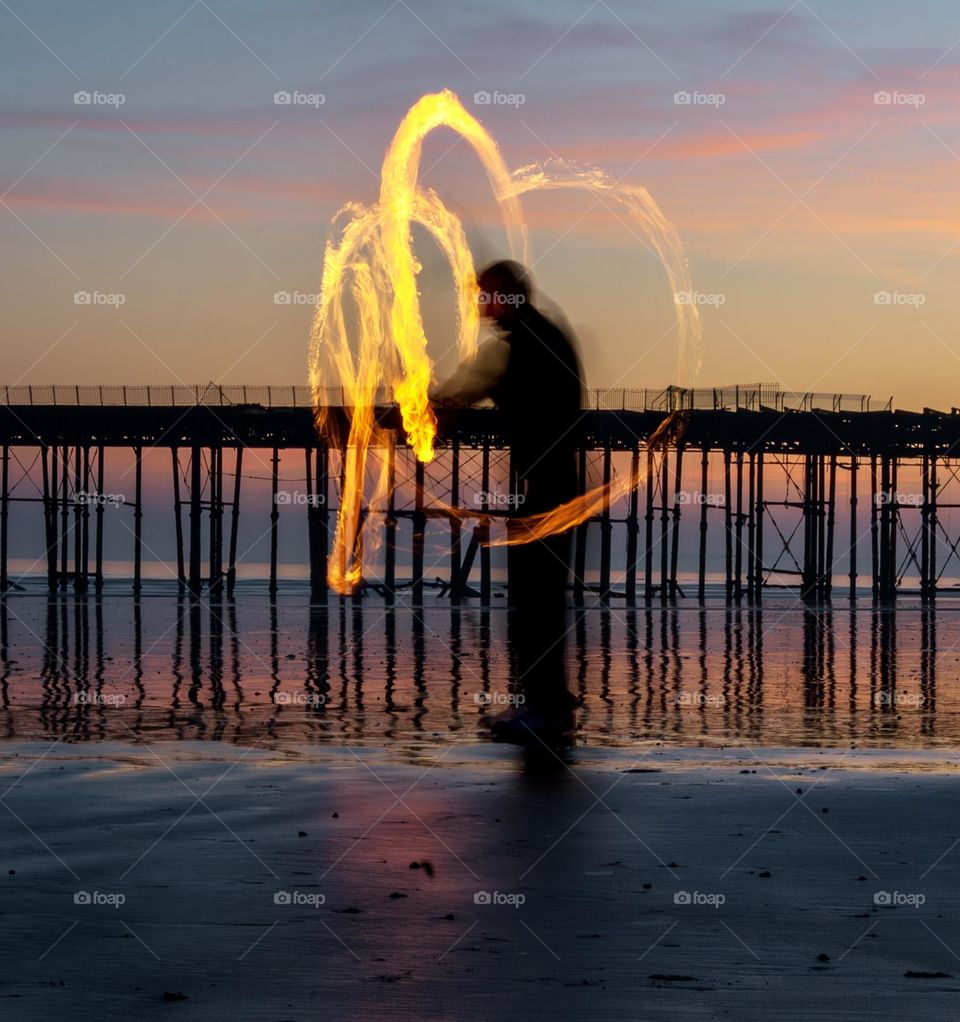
[2,0,960,411]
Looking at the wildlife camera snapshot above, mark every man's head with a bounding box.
[477,260,532,323]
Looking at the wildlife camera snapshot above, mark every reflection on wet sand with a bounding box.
[0,595,952,748]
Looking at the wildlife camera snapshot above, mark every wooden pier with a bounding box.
[1,382,959,604]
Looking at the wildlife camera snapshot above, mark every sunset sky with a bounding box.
[3,0,960,410]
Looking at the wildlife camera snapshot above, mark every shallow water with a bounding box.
[0,589,957,750]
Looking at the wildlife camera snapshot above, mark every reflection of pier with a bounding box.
[3,382,960,602]
[0,597,946,748]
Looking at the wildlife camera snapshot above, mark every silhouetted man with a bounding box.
[436,260,584,742]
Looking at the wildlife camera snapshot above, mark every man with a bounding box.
[437,260,584,743]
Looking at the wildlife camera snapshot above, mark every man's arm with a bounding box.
[430,337,509,405]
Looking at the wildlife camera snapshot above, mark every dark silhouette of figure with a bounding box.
[436,260,584,743]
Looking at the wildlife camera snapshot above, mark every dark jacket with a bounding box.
[490,305,584,514]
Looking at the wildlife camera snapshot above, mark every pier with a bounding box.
[1,382,958,603]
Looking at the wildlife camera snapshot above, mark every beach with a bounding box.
[3,737,959,1020]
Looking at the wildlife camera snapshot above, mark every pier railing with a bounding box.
[0,382,892,414]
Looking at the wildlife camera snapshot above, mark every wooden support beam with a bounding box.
[0,445,8,592]
[754,451,765,600]
[227,446,243,596]
[669,444,684,600]
[644,447,655,602]
[870,455,879,600]
[73,447,82,592]
[599,442,612,604]
[723,449,732,602]
[385,435,396,601]
[825,454,837,598]
[746,452,756,601]
[190,445,202,595]
[698,447,709,603]
[172,448,185,592]
[848,455,857,601]
[659,446,669,602]
[42,445,57,593]
[269,447,280,597]
[133,446,142,595]
[413,456,425,605]
[734,450,744,601]
[95,446,104,592]
[574,445,588,604]
[59,445,68,589]
[80,447,90,592]
[479,440,490,606]
[625,443,640,605]
[449,439,462,603]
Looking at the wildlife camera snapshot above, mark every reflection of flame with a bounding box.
[310,89,701,594]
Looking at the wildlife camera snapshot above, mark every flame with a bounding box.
[310,89,701,594]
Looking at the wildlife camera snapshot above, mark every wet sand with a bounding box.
[2,738,959,1020]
